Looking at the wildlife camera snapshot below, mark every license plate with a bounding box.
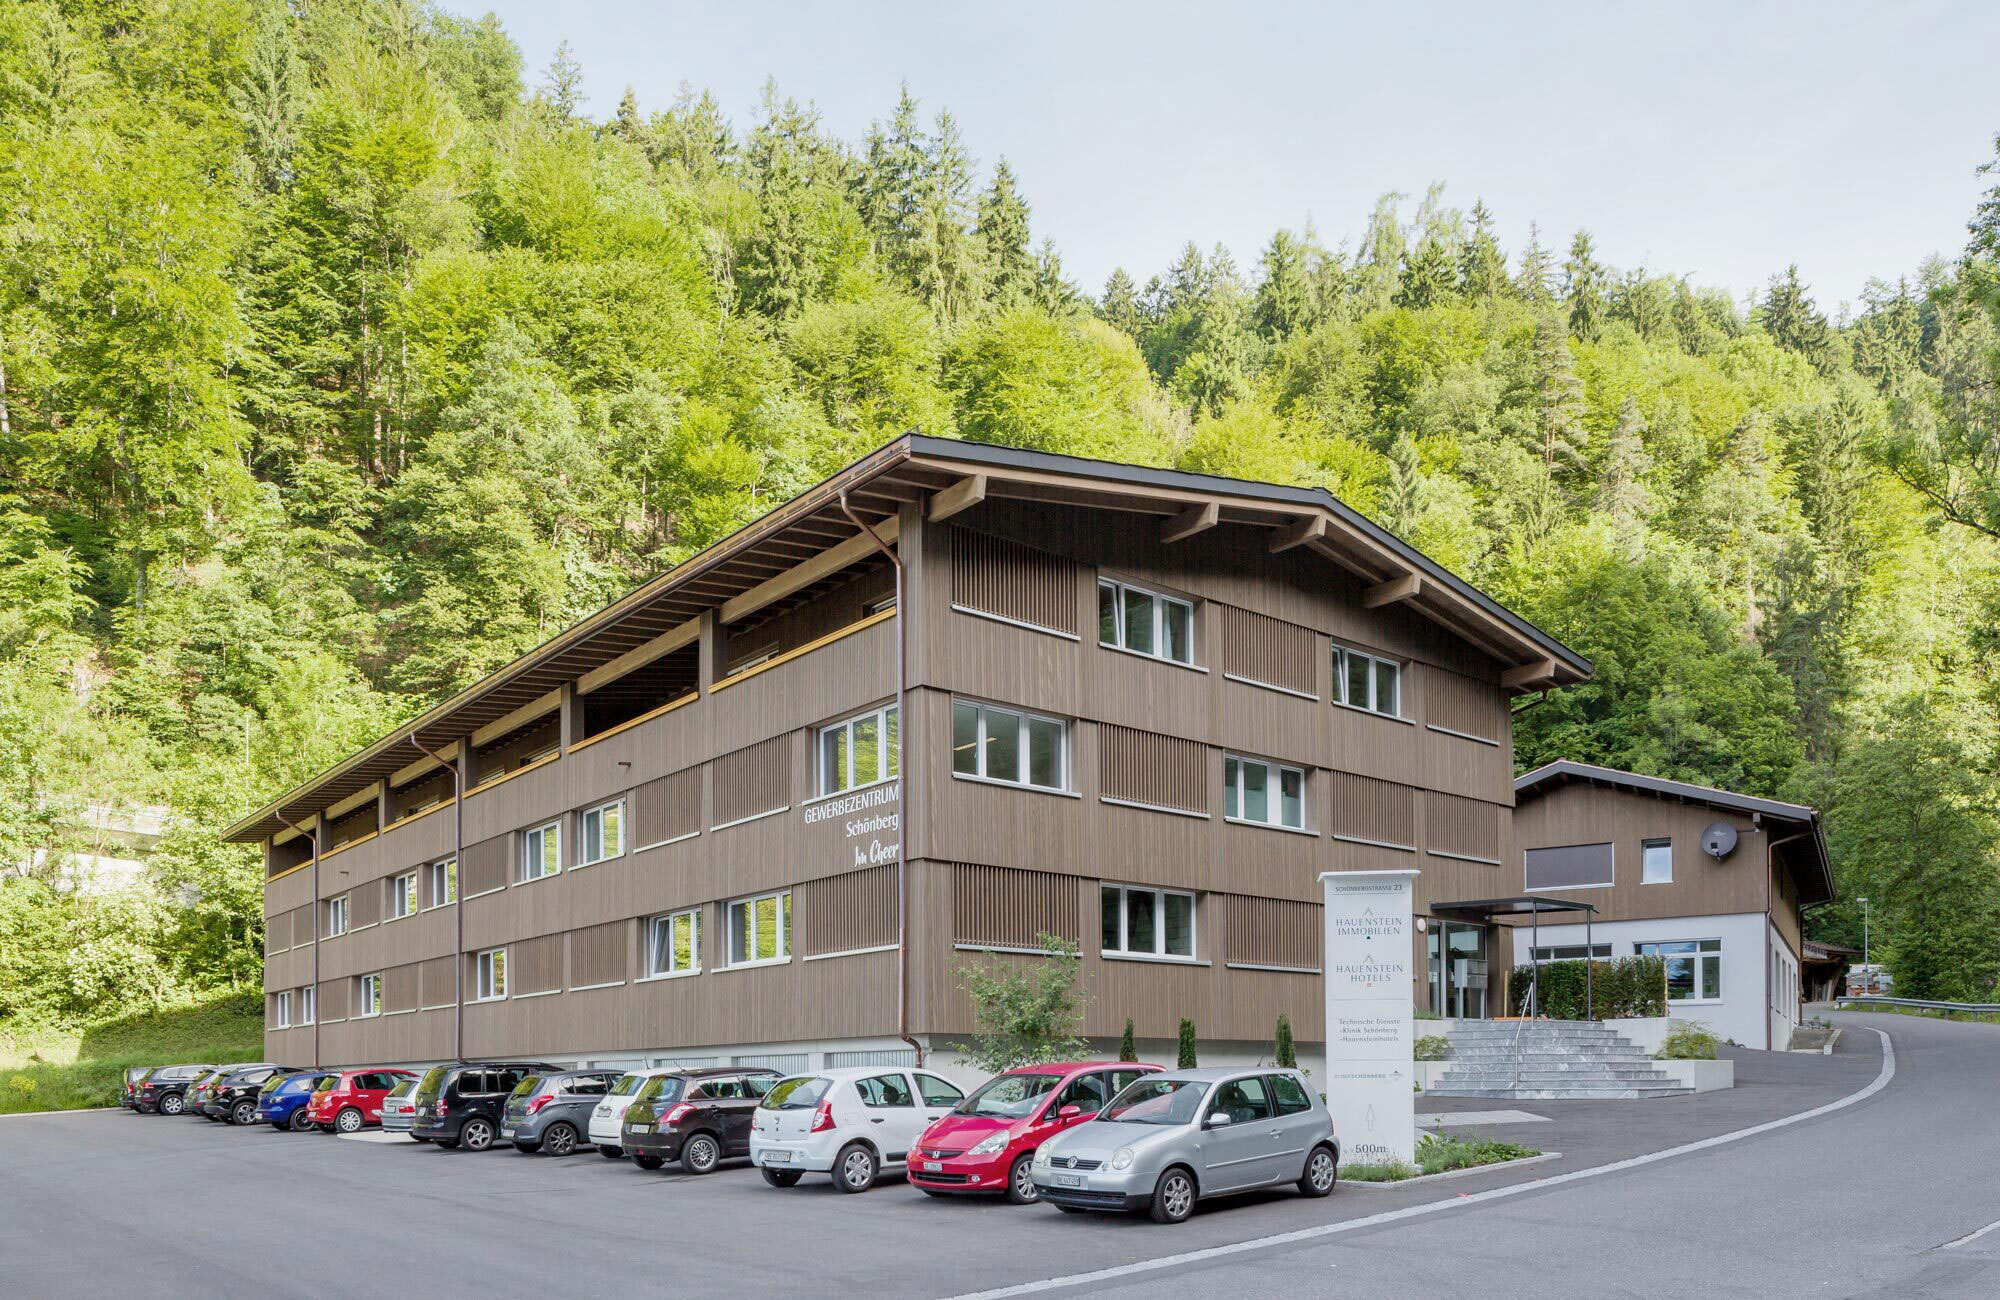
[500,1127,515,1138]
[1056,1174,1083,1188]
[628,1122,654,1133]
[763,1150,791,1163]
[923,1160,942,1172]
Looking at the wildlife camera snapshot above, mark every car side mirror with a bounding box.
[1205,1110,1234,1128]
[1058,1104,1082,1119]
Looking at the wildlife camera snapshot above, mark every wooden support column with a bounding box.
[697,610,721,694]
[559,680,579,751]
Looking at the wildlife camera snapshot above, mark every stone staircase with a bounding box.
[1425,1020,1693,1100]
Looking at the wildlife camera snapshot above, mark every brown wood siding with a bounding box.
[1225,895,1322,970]
[419,956,456,1007]
[1427,792,1503,862]
[796,865,897,956]
[383,962,419,1013]
[951,863,1080,946]
[317,976,350,1022]
[1425,667,1509,742]
[633,768,701,847]
[950,527,1078,635]
[712,735,790,826]
[326,803,377,849]
[461,833,510,897]
[1330,772,1418,847]
[1217,603,1317,695]
[1099,724,1207,812]
[568,920,629,987]
[348,877,383,929]
[512,933,563,995]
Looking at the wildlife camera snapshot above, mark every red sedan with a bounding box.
[307,1069,417,1134]
[909,1061,1162,1203]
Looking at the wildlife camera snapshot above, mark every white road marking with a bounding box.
[943,1028,1896,1300]
[338,1130,416,1144]
[0,1106,118,1119]
[1939,1217,2000,1251]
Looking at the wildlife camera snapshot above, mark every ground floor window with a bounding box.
[727,890,790,966]
[1531,943,1611,961]
[1100,884,1195,959]
[1638,939,1721,1001]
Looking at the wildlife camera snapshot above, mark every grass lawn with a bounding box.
[0,990,266,1114]
[1343,1134,1542,1183]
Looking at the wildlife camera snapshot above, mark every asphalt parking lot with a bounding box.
[2,1015,1990,1300]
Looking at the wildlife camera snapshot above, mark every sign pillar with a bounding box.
[1318,869,1420,1169]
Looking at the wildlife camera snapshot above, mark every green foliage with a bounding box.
[1176,1018,1198,1069]
[1344,1135,1540,1181]
[949,933,1089,1073]
[1413,1035,1451,1062]
[0,988,264,1114]
[1118,1017,1136,1063]
[1274,1014,1297,1069]
[1657,1022,1720,1060]
[1507,956,1669,1020]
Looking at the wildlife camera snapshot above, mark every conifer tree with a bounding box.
[1529,313,1589,480]
[1564,230,1606,341]
[1119,1017,1137,1062]
[909,110,987,326]
[1253,229,1318,340]
[1099,268,1142,337]
[1397,233,1457,309]
[1274,1014,1297,1069]
[1598,396,1653,542]
[1760,265,1840,374]
[976,157,1034,309]
[1029,239,1077,312]
[1380,431,1424,535]
[538,40,585,117]
[1460,199,1508,301]
[612,86,651,156]
[1514,222,1554,303]
[1176,1018,1198,1069]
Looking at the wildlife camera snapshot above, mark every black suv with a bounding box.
[134,1064,216,1115]
[501,1070,620,1156]
[202,1064,299,1125]
[623,1067,780,1174]
[410,1062,558,1152]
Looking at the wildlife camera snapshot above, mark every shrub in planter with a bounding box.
[1657,1022,1719,1060]
[1413,1035,1450,1061]
[1508,955,1668,1019]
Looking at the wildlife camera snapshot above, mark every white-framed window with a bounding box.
[299,985,315,1025]
[325,895,349,938]
[358,972,383,1017]
[389,871,418,919]
[1100,884,1196,959]
[819,705,900,795]
[647,909,701,977]
[1098,579,1193,665]
[474,947,508,1001]
[1641,838,1673,885]
[1531,944,1612,961]
[521,821,561,882]
[578,800,625,866]
[1224,754,1306,829]
[1638,939,1722,1002]
[1333,644,1402,717]
[726,890,791,967]
[427,856,457,907]
[951,699,1067,791]
[274,990,293,1028]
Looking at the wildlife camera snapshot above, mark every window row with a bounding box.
[1523,838,1677,892]
[1528,936,1722,1003]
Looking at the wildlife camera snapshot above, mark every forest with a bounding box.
[3,0,2000,1029]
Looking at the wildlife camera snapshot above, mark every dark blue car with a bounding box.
[257,1070,330,1131]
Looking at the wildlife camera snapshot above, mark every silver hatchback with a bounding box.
[1031,1067,1337,1223]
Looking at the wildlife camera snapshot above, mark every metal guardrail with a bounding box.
[1838,996,2000,1014]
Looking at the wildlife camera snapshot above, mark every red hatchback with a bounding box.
[909,1061,1162,1204]
[307,1069,417,1134]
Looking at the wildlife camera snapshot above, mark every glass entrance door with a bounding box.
[1428,923,1489,1018]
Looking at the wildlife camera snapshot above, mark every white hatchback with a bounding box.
[588,1069,678,1158]
[749,1066,966,1192]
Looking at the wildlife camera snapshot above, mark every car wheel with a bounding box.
[681,1133,720,1175]
[633,1154,665,1171]
[835,1142,878,1194]
[1149,1167,1197,1225]
[231,1100,257,1126]
[544,1123,579,1157]
[1299,1144,1337,1198]
[597,1145,622,1159]
[1006,1153,1040,1205]
[761,1167,803,1188]
[461,1118,495,1153]
[160,1093,184,1116]
[288,1108,314,1132]
[335,1108,364,1134]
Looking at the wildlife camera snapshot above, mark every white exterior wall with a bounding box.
[1508,911,1779,1050]
[1768,922,1800,1051]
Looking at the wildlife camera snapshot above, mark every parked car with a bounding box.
[306,1068,418,1133]
[587,1069,678,1158]
[749,1066,967,1193]
[909,1061,1163,1204]
[410,1062,557,1152]
[201,1064,299,1125]
[1030,1067,1337,1223]
[501,1070,621,1155]
[621,1067,780,1173]
[133,1064,216,1115]
[121,1066,154,1110]
[186,1068,235,1120]
[257,1070,332,1131]
[380,1077,420,1138]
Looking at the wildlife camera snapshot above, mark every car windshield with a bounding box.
[759,1076,830,1110]
[414,1065,449,1105]
[609,1073,646,1097]
[387,1079,414,1099]
[955,1073,1063,1119]
[1101,1078,1208,1126]
[631,1076,684,1105]
[509,1075,544,1100]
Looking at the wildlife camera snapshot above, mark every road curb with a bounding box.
[0,1106,119,1119]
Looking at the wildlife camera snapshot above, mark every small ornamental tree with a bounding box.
[1177,1018,1198,1068]
[950,932,1089,1073]
[1274,1014,1297,1069]
[1119,1017,1137,1062]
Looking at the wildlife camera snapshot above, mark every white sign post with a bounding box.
[1318,869,1419,1169]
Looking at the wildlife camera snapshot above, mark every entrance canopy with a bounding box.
[1430,896,1598,922]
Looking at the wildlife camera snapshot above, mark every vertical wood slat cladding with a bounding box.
[951,863,1080,946]
[950,527,1078,635]
[348,877,382,929]
[1225,895,1322,969]
[1099,724,1207,812]
[568,920,628,987]
[633,768,701,847]
[317,976,350,1021]
[461,833,510,896]
[1216,603,1318,694]
[1330,772,1418,847]
[796,865,896,955]
[326,804,376,848]
[383,962,419,1013]
[1427,791,1504,861]
[1425,667,1507,741]
[712,735,789,826]
[419,956,456,1007]
[512,933,564,994]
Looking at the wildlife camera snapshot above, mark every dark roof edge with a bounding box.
[1513,760,1817,823]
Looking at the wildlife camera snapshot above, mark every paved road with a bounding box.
[0,1009,1989,1299]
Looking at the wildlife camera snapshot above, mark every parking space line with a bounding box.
[943,1028,1895,1300]
[1938,1217,2000,1251]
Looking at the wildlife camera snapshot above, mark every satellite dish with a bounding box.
[1702,823,1739,860]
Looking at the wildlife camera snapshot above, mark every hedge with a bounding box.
[1507,955,1667,1019]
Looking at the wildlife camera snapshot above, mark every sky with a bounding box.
[447,0,2000,313]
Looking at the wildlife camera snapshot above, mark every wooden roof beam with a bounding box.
[469,688,563,749]
[928,473,988,522]
[576,617,702,696]
[1269,513,1328,553]
[1501,658,1559,690]
[1363,572,1424,608]
[1161,500,1219,544]
[719,515,901,626]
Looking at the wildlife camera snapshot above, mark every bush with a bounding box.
[1657,1022,1720,1060]
[1118,1018,1137,1062]
[1343,1135,1540,1182]
[1274,1014,1296,1068]
[1176,1018,1198,1068]
[1508,955,1667,1019]
[949,933,1089,1073]
[1413,1035,1451,1061]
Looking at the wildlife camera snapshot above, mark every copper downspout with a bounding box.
[273,810,321,1070]
[839,491,921,1066]
[409,732,465,1064]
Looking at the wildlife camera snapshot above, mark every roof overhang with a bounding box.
[1430,895,1600,921]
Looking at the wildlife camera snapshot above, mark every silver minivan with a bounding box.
[1030,1067,1337,1223]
